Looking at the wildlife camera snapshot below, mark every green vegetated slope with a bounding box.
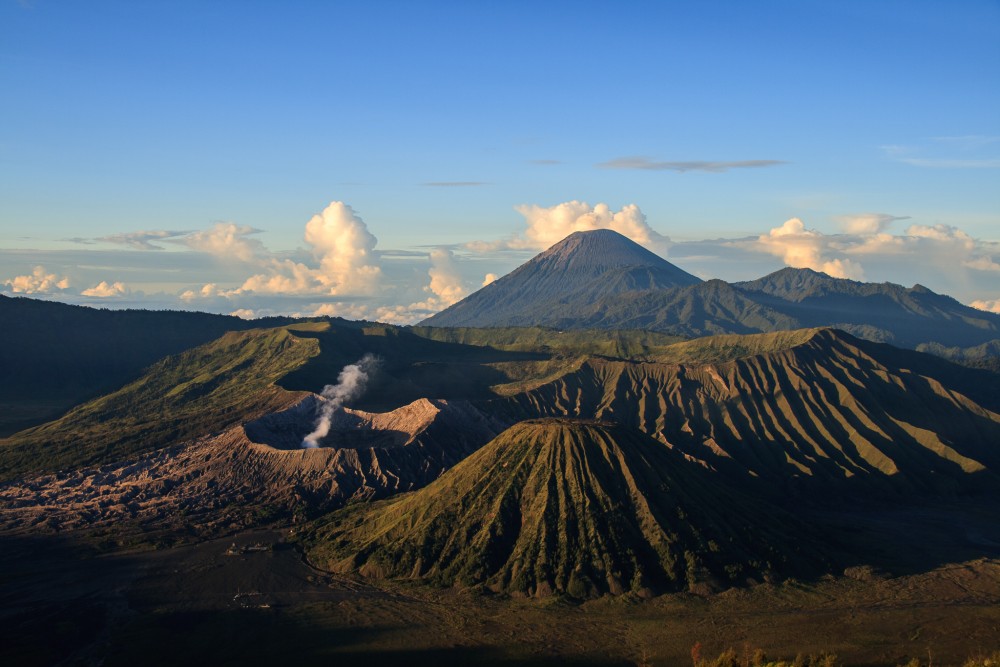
[308,419,821,598]
[0,324,322,480]
[0,295,288,435]
[0,316,675,483]
[409,325,686,359]
[499,328,1000,496]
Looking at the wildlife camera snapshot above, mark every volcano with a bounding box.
[420,229,701,328]
[307,418,820,598]
[420,229,1000,353]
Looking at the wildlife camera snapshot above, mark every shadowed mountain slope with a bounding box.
[736,268,1000,349]
[0,295,297,436]
[421,229,701,328]
[499,328,1000,497]
[0,325,322,481]
[307,419,821,598]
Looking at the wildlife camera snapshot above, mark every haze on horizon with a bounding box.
[2,0,998,321]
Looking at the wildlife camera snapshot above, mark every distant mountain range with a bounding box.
[421,229,1000,355]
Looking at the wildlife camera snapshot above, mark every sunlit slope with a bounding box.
[409,325,686,359]
[0,319,667,482]
[308,419,818,598]
[500,328,1000,494]
[0,325,321,480]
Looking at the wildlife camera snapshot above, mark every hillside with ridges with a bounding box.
[0,294,296,436]
[0,324,322,480]
[499,328,1000,497]
[307,419,821,598]
[736,268,1000,348]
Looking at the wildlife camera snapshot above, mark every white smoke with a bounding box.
[301,354,379,448]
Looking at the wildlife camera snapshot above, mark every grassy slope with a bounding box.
[500,328,1000,496]
[307,419,821,598]
[0,324,321,480]
[409,325,686,359]
[0,295,289,435]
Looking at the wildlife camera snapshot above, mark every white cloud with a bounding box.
[881,139,1000,169]
[98,230,186,250]
[3,266,70,294]
[182,222,264,262]
[834,213,908,235]
[970,299,1000,314]
[304,201,382,294]
[310,247,469,324]
[511,201,673,255]
[180,283,221,301]
[905,223,975,246]
[755,218,865,280]
[81,280,128,297]
[597,157,786,172]
[230,308,257,319]
[426,248,466,307]
[482,273,498,286]
[965,256,1000,272]
[237,258,328,295]
[203,201,384,298]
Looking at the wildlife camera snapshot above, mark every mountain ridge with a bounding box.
[421,230,1000,354]
[422,229,701,328]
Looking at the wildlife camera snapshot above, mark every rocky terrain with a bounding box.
[2,229,1000,665]
[0,396,502,541]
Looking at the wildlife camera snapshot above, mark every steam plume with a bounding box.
[301,354,379,448]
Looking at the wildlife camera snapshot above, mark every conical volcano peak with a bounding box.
[307,418,818,598]
[420,229,701,327]
[535,229,670,271]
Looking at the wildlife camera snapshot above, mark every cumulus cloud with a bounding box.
[598,156,786,173]
[834,213,909,235]
[236,258,328,295]
[180,283,221,301]
[720,214,1000,287]
[756,218,865,279]
[3,266,70,294]
[203,201,383,298]
[482,273,498,286]
[511,200,673,255]
[98,230,186,250]
[230,308,257,319]
[182,222,264,262]
[970,299,1000,314]
[896,224,1000,272]
[81,281,128,297]
[304,201,381,294]
[311,247,469,325]
[906,223,975,245]
[427,248,467,307]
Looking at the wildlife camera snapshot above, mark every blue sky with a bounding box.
[2,0,999,320]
